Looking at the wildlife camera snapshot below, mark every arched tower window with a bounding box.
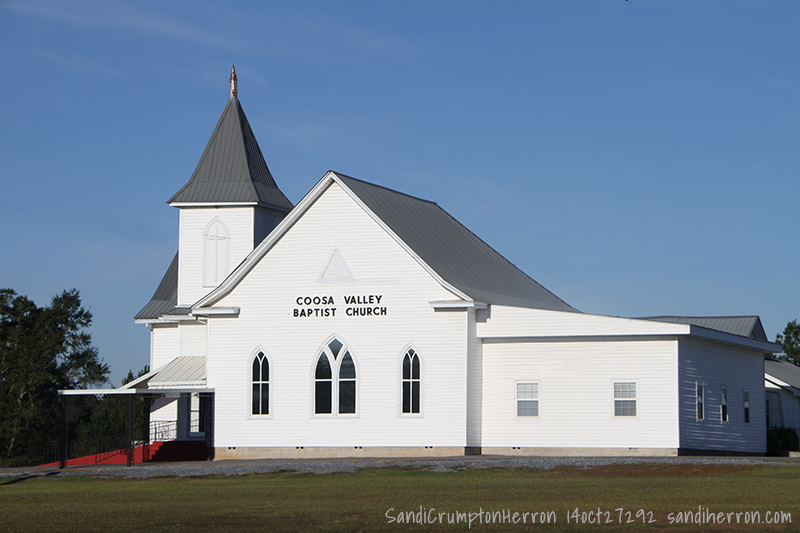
[203,217,230,287]
[251,351,270,415]
[401,347,421,414]
[314,337,357,415]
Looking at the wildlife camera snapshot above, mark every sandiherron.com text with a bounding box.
[384,506,792,528]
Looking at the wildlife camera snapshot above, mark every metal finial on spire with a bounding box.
[230,65,237,98]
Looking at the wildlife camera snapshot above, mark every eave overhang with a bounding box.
[191,306,240,317]
[430,300,488,310]
[686,325,780,353]
[169,201,261,208]
[59,388,214,396]
[765,375,800,397]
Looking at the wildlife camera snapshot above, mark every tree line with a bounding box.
[0,288,147,464]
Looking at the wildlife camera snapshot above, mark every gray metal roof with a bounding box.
[148,356,206,387]
[168,97,293,211]
[134,252,193,320]
[638,316,767,341]
[135,252,179,320]
[335,173,578,312]
[765,358,800,389]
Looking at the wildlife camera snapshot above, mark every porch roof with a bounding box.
[59,356,209,395]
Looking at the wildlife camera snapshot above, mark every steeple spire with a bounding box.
[167,67,293,212]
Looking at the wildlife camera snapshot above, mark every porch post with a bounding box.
[126,393,134,467]
[59,394,67,470]
[142,396,152,462]
[201,393,214,461]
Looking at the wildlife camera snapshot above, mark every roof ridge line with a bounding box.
[331,171,438,206]
[640,315,760,319]
[234,98,262,201]
[429,199,577,312]
[333,171,577,313]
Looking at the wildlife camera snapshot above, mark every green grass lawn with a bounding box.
[1,463,798,532]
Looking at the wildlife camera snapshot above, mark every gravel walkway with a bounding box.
[2,455,798,480]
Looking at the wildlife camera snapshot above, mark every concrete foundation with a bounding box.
[480,447,679,457]
[213,446,467,460]
[213,446,685,460]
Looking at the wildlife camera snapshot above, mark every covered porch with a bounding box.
[58,356,214,468]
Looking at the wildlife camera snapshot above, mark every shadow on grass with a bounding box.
[1,471,59,486]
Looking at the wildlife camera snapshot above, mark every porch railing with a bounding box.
[149,420,178,443]
[5,420,179,467]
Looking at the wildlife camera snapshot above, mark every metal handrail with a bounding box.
[150,420,177,443]
[6,420,180,467]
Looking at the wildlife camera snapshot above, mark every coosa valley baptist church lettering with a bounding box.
[293,295,387,317]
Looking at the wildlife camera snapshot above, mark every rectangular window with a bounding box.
[517,382,539,417]
[189,393,205,434]
[696,383,704,421]
[743,390,750,424]
[720,386,728,423]
[614,382,636,417]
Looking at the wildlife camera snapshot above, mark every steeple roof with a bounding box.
[168,68,293,211]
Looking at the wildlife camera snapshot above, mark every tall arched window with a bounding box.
[203,217,230,287]
[401,348,421,414]
[339,352,356,414]
[251,351,270,415]
[314,337,357,415]
[314,352,333,414]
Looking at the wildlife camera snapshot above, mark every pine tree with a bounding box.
[0,288,109,458]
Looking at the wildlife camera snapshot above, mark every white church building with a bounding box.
[126,70,778,459]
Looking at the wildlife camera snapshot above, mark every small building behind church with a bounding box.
[122,70,778,458]
[765,357,800,432]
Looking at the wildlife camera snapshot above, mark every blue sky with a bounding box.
[1,1,798,385]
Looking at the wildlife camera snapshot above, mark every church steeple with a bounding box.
[167,68,293,213]
[167,68,294,306]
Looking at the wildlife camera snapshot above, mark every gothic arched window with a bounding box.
[251,351,270,415]
[401,348,421,414]
[203,217,230,287]
[314,337,357,415]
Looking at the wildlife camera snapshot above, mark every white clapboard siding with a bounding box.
[786,392,800,430]
[767,388,800,429]
[477,305,691,339]
[178,206,258,306]
[206,182,469,448]
[765,389,783,427]
[151,323,179,369]
[766,376,800,430]
[678,338,765,453]
[179,321,207,358]
[150,396,178,423]
[466,308,482,448]
[481,338,680,449]
[783,390,800,430]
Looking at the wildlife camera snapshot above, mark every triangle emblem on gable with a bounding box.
[319,248,354,281]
